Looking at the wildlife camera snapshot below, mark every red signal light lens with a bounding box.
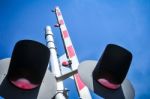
[10,78,39,90]
[97,78,120,90]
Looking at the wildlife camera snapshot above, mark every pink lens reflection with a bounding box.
[11,78,39,90]
[98,78,120,90]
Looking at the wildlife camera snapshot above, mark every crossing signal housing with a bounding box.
[78,44,135,99]
[0,40,57,99]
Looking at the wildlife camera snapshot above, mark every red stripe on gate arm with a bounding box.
[67,45,75,58]
[75,74,85,90]
[56,11,61,16]
[59,19,64,25]
[62,30,69,38]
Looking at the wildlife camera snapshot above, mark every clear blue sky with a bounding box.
[0,0,150,99]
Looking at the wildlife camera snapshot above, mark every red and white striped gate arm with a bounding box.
[54,6,92,99]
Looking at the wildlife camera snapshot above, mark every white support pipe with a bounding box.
[45,26,66,99]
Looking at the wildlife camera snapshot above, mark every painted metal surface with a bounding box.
[54,6,92,99]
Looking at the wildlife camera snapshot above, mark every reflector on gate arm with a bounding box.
[0,40,57,99]
[78,44,135,99]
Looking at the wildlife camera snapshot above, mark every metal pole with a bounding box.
[45,26,66,99]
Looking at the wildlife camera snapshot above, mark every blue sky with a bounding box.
[0,0,150,99]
